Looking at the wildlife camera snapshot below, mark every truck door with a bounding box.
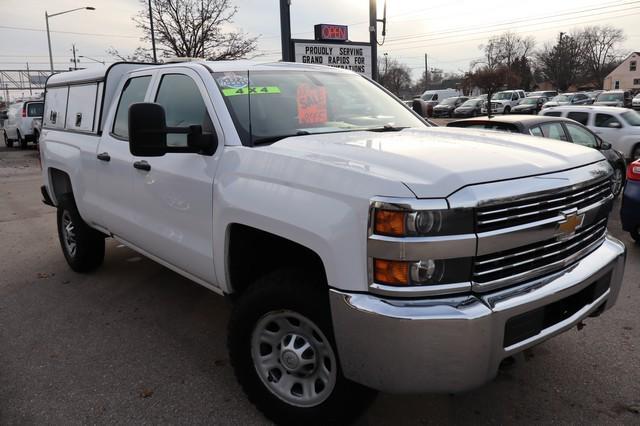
[126,68,222,285]
[92,72,154,236]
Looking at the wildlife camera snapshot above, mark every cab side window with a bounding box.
[530,126,543,137]
[564,123,598,148]
[567,111,589,126]
[154,74,213,147]
[112,76,152,139]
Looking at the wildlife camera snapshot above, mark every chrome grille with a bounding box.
[473,218,607,289]
[476,178,612,233]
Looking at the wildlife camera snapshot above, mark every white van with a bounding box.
[3,100,44,148]
[419,88,461,102]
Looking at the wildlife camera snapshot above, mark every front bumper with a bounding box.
[330,235,626,393]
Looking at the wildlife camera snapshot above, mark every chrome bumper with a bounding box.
[330,234,626,393]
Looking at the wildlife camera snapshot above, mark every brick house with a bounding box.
[603,52,640,91]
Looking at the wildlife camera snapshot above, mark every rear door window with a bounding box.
[529,126,543,137]
[595,113,621,128]
[112,76,152,139]
[567,112,589,125]
[540,122,568,141]
[26,102,44,117]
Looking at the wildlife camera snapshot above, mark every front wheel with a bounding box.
[503,106,511,114]
[57,194,105,272]
[228,269,376,425]
[611,166,625,197]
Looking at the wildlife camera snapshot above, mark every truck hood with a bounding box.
[263,127,605,198]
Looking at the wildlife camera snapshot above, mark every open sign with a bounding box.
[314,24,348,41]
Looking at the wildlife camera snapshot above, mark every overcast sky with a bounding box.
[1,0,639,77]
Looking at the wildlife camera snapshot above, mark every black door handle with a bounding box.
[133,160,151,171]
[97,152,110,162]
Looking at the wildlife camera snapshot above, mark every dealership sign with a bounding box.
[292,40,372,78]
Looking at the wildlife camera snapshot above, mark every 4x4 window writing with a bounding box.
[112,76,151,139]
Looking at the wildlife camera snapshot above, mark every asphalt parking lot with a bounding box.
[0,140,639,425]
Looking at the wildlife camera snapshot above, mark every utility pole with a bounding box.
[148,0,157,63]
[45,12,54,74]
[71,44,78,70]
[424,53,428,89]
[369,0,378,81]
[279,0,292,62]
[26,63,32,95]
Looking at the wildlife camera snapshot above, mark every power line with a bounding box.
[0,25,140,39]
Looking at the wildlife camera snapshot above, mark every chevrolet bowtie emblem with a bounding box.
[557,211,585,240]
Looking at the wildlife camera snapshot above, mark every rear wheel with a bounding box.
[4,130,13,148]
[33,129,40,144]
[228,269,376,425]
[56,194,105,272]
[17,131,27,149]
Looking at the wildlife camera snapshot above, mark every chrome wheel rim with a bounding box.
[61,210,77,257]
[251,310,337,407]
[612,168,623,196]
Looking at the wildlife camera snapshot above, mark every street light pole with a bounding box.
[79,55,105,65]
[45,12,54,74]
[45,7,95,75]
[148,0,157,63]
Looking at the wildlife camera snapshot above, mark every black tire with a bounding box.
[17,131,27,149]
[503,106,511,114]
[631,227,640,243]
[632,144,640,161]
[4,131,13,148]
[228,269,376,425]
[611,166,625,198]
[33,130,40,144]
[56,194,105,272]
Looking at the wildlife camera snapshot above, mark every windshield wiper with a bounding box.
[252,130,311,146]
[364,124,410,132]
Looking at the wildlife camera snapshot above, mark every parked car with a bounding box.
[412,88,461,118]
[453,98,484,117]
[632,93,640,111]
[594,90,633,108]
[446,115,627,196]
[542,93,591,109]
[512,96,548,115]
[481,89,526,114]
[621,160,640,242]
[527,90,558,98]
[540,106,640,160]
[3,100,44,148]
[585,90,604,104]
[40,61,626,425]
[432,96,469,117]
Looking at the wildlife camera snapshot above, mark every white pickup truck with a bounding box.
[40,61,626,424]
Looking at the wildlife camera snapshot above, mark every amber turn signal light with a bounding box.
[374,210,406,236]
[374,259,409,286]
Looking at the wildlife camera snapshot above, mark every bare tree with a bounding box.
[473,32,535,70]
[378,58,413,97]
[537,33,586,91]
[133,0,257,60]
[467,65,517,117]
[577,25,625,87]
[106,46,155,62]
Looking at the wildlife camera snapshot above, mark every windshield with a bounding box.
[461,99,480,107]
[552,95,571,102]
[421,93,436,101]
[622,111,640,126]
[520,98,538,105]
[213,71,427,145]
[493,92,513,100]
[597,93,623,102]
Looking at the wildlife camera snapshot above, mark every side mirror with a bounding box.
[128,102,217,157]
[600,141,612,150]
[608,121,622,129]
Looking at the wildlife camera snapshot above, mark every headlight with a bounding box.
[373,258,472,286]
[373,208,474,237]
